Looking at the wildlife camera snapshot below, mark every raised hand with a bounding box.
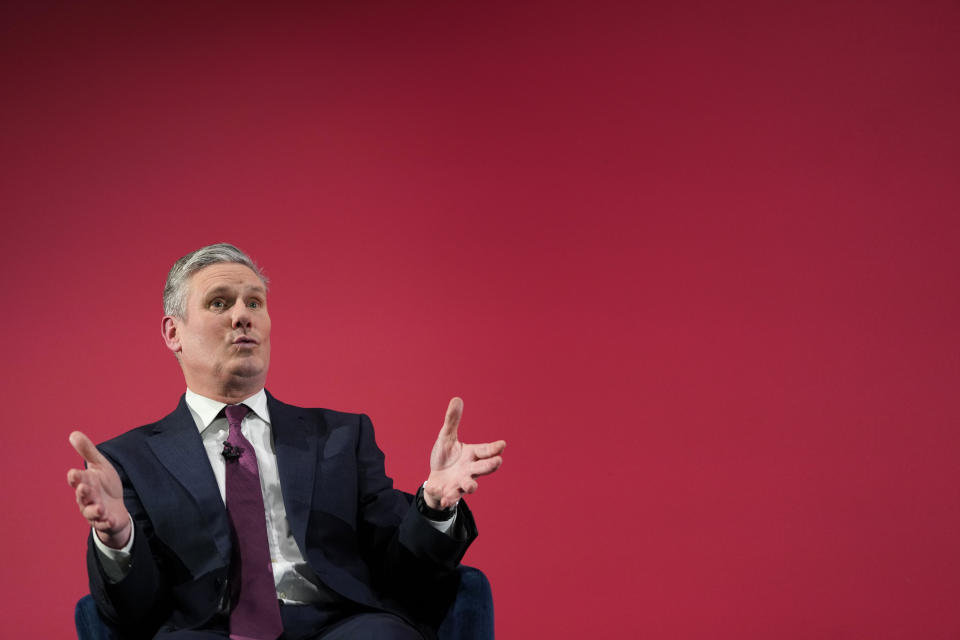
[67,431,131,549]
[424,398,505,509]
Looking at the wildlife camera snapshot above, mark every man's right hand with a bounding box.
[67,431,131,549]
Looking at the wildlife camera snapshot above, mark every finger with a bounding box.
[440,493,458,509]
[69,468,96,493]
[75,480,102,507]
[468,456,503,478]
[470,440,506,459]
[441,486,468,509]
[70,431,106,466]
[81,503,107,524]
[67,468,83,488]
[78,479,98,499]
[438,397,463,439]
[75,481,89,504]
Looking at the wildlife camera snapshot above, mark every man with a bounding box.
[67,243,505,639]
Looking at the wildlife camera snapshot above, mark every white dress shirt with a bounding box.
[94,388,455,603]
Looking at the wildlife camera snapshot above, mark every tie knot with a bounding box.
[224,404,250,428]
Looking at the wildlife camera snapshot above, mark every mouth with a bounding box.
[232,336,258,346]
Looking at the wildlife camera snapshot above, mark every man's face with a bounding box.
[169,263,271,394]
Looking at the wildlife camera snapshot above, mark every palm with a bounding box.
[430,434,464,471]
[425,398,506,509]
[67,431,131,548]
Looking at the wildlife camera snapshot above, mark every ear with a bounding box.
[161,315,182,353]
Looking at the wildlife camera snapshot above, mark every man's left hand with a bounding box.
[424,397,505,509]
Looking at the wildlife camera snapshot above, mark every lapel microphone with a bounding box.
[222,442,244,461]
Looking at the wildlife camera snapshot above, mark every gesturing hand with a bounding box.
[424,398,506,509]
[67,431,131,549]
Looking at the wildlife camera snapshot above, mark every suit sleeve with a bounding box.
[86,451,170,634]
[354,413,478,627]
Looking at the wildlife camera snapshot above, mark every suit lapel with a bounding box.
[267,391,318,556]
[147,396,232,570]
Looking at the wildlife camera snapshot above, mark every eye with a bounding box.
[209,299,227,310]
[247,299,263,309]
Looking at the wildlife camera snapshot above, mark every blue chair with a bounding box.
[76,565,494,639]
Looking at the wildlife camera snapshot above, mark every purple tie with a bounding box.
[224,404,283,640]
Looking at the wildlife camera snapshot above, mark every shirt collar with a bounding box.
[184,387,271,433]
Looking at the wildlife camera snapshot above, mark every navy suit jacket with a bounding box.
[87,391,477,638]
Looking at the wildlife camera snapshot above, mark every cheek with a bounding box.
[187,324,223,349]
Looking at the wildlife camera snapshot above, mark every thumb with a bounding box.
[70,431,105,466]
[438,397,463,439]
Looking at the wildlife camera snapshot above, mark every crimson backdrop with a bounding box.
[2,1,959,638]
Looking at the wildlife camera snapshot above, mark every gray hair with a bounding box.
[163,243,268,318]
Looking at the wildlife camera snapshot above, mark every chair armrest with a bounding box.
[75,594,115,640]
[438,565,495,640]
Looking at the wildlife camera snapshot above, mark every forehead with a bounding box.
[188,263,265,297]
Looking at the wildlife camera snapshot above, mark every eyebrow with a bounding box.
[204,285,267,298]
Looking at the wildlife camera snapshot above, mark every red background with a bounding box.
[2,1,959,637]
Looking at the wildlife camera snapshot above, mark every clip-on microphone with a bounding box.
[222,442,244,461]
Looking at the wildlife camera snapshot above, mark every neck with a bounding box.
[184,375,265,405]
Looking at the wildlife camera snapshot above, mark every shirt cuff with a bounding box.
[92,514,134,583]
[423,508,457,534]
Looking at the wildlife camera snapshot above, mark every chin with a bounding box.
[228,360,268,381]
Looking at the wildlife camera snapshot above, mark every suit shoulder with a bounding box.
[95,399,189,456]
[92,419,166,469]
[97,421,159,448]
[268,396,368,428]
[294,406,370,430]
[97,420,161,449]
[318,407,367,424]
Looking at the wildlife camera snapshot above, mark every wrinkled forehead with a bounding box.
[187,263,267,299]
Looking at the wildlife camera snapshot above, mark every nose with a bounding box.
[231,304,252,329]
